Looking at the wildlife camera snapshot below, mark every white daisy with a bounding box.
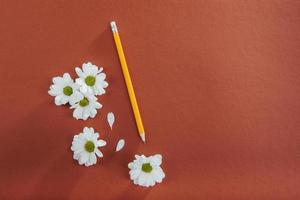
[71,127,106,167]
[48,73,83,105]
[128,154,166,187]
[75,62,108,95]
[70,92,102,120]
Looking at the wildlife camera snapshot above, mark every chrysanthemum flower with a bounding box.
[75,62,108,96]
[128,154,166,187]
[70,92,102,120]
[71,127,106,167]
[48,73,82,105]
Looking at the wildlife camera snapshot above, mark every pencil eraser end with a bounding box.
[110,21,118,32]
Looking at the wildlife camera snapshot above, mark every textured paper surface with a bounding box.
[0,1,299,199]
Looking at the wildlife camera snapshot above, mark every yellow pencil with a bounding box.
[110,21,146,143]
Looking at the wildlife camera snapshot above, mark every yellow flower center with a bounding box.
[79,97,89,107]
[141,163,153,173]
[63,86,73,96]
[84,141,95,152]
[85,76,96,86]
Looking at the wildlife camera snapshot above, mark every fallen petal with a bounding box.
[115,139,125,152]
[107,112,115,130]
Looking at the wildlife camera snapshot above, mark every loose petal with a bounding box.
[107,112,115,130]
[115,139,125,152]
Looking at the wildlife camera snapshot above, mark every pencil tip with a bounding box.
[140,133,146,143]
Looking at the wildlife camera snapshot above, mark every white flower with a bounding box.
[75,62,108,95]
[70,92,102,120]
[71,127,106,167]
[48,73,82,105]
[128,154,166,187]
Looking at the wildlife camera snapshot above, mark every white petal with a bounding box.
[72,83,80,90]
[128,162,134,169]
[89,108,97,118]
[88,153,97,166]
[115,139,125,152]
[95,149,103,157]
[70,103,78,109]
[52,76,63,85]
[89,65,99,76]
[82,63,92,74]
[129,169,140,180]
[83,127,91,134]
[54,95,64,105]
[137,174,146,186]
[84,154,95,167]
[96,73,106,81]
[48,85,61,96]
[153,167,165,183]
[93,102,102,109]
[80,108,89,120]
[107,112,115,130]
[60,96,69,104]
[148,178,156,187]
[144,176,153,187]
[150,154,162,166]
[79,84,88,93]
[75,78,84,86]
[87,94,97,101]
[89,127,95,133]
[48,90,56,96]
[73,107,83,120]
[73,153,80,160]
[95,85,106,95]
[97,140,107,147]
[63,73,72,81]
[97,81,108,88]
[71,138,85,146]
[93,132,99,140]
[87,87,94,95]
[102,81,109,88]
[79,153,89,165]
[73,148,85,155]
[75,67,84,78]
[69,91,83,105]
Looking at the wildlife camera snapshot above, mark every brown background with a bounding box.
[0,0,299,199]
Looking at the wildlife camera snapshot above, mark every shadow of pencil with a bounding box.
[87,26,117,70]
